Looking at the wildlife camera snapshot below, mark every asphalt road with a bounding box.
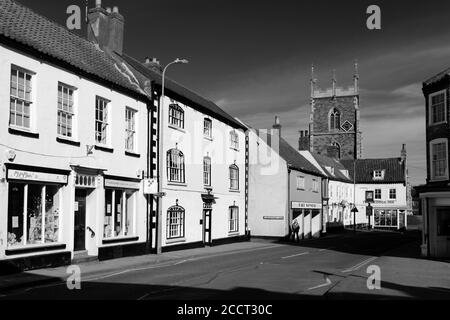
[0,231,425,300]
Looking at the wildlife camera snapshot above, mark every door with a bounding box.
[203,208,212,246]
[433,207,450,258]
[74,189,87,252]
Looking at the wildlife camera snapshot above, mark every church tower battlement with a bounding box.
[300,62,363,160]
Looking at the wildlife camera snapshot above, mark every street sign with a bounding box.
[366,204,373,217]
[351,207,359,213]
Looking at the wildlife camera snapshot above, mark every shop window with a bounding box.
[437,208,450,236]
[167,205,185,239]
[374,210,398,228]
[104,189,135,239]
[7,183,60,247]
[229,206,239,233]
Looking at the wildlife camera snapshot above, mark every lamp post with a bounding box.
[156,58,189,254]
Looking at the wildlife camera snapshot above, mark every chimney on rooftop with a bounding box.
[299,130,310,152]
[144,57,163,72]
[88,0,125,55]
[272,116,282,136]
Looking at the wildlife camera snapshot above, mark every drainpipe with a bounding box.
[287,166,291,238]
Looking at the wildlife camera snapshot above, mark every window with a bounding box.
[331,142,341,159]
[95,96,109,145]
[373,170,385,180]
[229,206,239,233]
[57,83,75,138]
[389,189,397,200]
[203,157,212,186]
[7,183,60,247]
[10,67,33,130]
[104,189,135,238]
[375,189,382,200]
[429,91,446,125]
[204,118,212,139]
[169,104,184,129]
[296,176,305,190]
[374,210,398,228]
[330,108,341,130]
[312,179,319,193]
[229,165,239,190]
[167,205,185,239]
[167,149,185,183]
[125,108,137,152]
[230,131,239,150]
[430,139,448,180]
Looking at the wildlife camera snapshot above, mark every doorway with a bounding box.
[74,189,87,252]
[203,207,212,246]
[433,207,450,258]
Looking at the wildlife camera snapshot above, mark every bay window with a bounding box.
[7,183,60,247]
[10,66,33,130]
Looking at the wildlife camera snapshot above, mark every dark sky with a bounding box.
[16,0,450,184]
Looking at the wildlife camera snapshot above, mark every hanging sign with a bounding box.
[143,178,158,194]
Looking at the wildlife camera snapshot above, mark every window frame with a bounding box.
[203,118,213,139]
[57,82,76,139]
[167,149,186,184]
[375,189,382,200]
[125,107,137,153]
[103,188,136,239]
[389,188,397,200]
[229,206,239,233]
[329,108,341,131]
[430,138,449,181]
[429,90,447,126]
[203,156,212,187]
[167,205,185,240]
[9,65,35,131]
[230,131,240,150]
[296,176,305,190]
[95,96,110,146]
[168,104,185,129]
[229,164,240,191]
[312,179,319,193]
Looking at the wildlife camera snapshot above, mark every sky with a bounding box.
[16,0,450,185]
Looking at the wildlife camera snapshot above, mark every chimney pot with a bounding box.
[95,0,102,8]
[113,6,119,14]
[106,7,112,13]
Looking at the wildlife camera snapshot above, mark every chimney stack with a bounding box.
[144,57,163,72]
[299,130,310,151]
[327,145,340,159]
[401,144,407,163]
[272,116,282,136]
[88,0,125,55]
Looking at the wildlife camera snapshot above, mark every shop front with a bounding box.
[292,202,322,239]
[373,208,407,230]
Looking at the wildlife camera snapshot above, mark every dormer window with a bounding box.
[373,170,385,180]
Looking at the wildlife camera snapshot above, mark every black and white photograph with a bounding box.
[0,0,449,311]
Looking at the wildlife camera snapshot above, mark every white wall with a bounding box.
[328,180,354,225]
[248,130,288,237]
[0,44,148,259]
[160,96,246,247]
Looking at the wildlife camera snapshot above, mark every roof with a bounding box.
[121,54,247,131]
[423,68,450,86]
[311,153,353,183]
[257,131,325,177]
[0,0,146,98]
[341,158,406,184]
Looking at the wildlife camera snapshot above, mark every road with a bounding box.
[1,231,447,300]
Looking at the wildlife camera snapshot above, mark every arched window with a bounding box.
[332,142,341,159]
[167,204,185,239]
[330,108,341,131]
[167,148,185,183]
[169,104,184,129]
[229,164,239,190]
[203,156,212,186]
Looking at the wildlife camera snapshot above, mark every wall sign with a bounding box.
[8,169,68,184]
[143,178,158,194]
[291,202,322,210]
[263,216,285,221]
[105,179,140,190]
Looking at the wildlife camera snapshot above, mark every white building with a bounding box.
[0,0,154,271]
[123,56,248,252]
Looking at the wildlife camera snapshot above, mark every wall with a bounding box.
[160,96,246,247]
[0,44,148,260]
[328,180,354,224]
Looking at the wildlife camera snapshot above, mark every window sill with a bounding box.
[56,137,81,147]
[229,189,241,193]
[125,151,141,158]
[167,182,188,187]
[94,144,114,153]
[428,121,447,127]
[166,238,186,245]
[9,127,39,139]
[230,147,240,152]
[203,136,214,142]
[102,236,139,245]
[168,125,186,133]
[5,243,66,256]
[228,232,240,237]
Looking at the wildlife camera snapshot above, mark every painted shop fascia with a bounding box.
[0,0,153,272]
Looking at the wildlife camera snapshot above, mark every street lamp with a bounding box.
[156,58,189,254]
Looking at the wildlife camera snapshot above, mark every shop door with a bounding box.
[203,207,212,246]
[434,208,450,258]
[74,189,87,252]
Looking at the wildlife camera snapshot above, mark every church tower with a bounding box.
[299,63,362,160]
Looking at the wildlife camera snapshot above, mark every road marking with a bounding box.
[281,252,309,260]
[307,276,332,291]
[343,257,378,273]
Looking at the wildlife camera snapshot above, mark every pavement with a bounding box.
[0,230,448,300]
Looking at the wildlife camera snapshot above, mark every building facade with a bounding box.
[248,118,325,239]
[299,65,362,161]
[0,0,153,272]
[418,68,450,258]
